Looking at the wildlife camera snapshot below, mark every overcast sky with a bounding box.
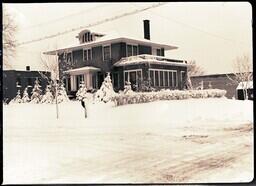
[4,2,252,74]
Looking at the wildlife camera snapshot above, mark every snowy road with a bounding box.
[3,98,253,184]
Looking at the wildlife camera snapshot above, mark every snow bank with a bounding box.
[3,98,253,130]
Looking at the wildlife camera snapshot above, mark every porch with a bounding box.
[113,54,188,91]
[63,66,102,95]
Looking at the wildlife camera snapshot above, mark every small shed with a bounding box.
[236,81,253,100]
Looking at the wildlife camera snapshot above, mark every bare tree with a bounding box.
[3,7,18,69]
[186,60,204,89]
[227,54,253,100]
[40,52,59,83]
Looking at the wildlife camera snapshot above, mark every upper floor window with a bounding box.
[153,48,162,56]
[103,45,111,60]
[83,48,92,61]
[66,52,73,64]
[127,44,138,57]
[157,49,161,56]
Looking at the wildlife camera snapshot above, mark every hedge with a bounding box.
[112,89,227,106]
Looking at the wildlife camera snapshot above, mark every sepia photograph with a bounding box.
[2,2,253,184]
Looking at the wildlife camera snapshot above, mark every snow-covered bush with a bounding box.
[41,85,54,104]
[123,81,134,95]
[22,87,30,103]
[113,89,227,106]
[30,80,42,104]
[76,82,88,101]
[57,83,70,103]
[10,89,23,104]
[94,73,117,103]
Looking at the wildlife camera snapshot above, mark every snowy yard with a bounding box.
[3,98,253,184]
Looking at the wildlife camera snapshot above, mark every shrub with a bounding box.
[112,89,227,106]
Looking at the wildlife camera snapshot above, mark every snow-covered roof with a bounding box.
[236,81,253,89]
[44,32,178,55]
[114,54,187,67]
[64,66,101,75]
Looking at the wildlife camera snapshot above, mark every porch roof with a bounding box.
[114,54,188,67]
[64,66,101,75]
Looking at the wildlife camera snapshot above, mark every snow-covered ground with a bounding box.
[3,98,253,184]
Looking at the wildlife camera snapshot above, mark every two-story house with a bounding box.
[44,20,188,95]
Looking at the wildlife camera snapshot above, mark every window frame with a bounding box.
[149,69,178,88]
[102,45,111,61]
[126,43,139,57]
[83,48,92,61]
[152,47,161,56]
[123,69,143,87]
[66,52,73,65]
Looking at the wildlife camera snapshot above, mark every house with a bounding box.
[44,20,188,96]
[3,66,51,103]
[190,73,247,99]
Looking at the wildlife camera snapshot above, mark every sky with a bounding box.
[3,2,252,74]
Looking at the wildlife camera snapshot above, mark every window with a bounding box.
[164,71,168,86]
[66,52,73,64]
[181,71,186,84]
[150,70,154,86]
[123,69,142,90]
[27,78,32,87]
[103,45,111,60]
[127,45,133,57]
[156,49,161,56]
[169,71,173,87]
[76,75,84,90]
[153,48,161,56]
[173,71,177,87]
[124,72,128,83]
[150,69,178,88]
[155,71,159,86]
[160,71,164,86]
[113,72,119,89]
[81,32,93,43]
[133,45,138,56]
[83,48,92,61]
[126,44,138,57]
[16,77,21,87]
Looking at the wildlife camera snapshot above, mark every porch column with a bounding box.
[70,75,76,91]
[85,72,91,89]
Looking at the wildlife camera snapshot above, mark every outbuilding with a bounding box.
[236,81,253,100]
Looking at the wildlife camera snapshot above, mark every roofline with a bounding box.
[190,72,253,78]
[3,69,50,73]
[44,37,178,55]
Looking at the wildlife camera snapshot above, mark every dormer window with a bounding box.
[82,32,91,43]
[77,29,104,44]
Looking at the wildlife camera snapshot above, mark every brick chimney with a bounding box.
[143,20,150,40]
